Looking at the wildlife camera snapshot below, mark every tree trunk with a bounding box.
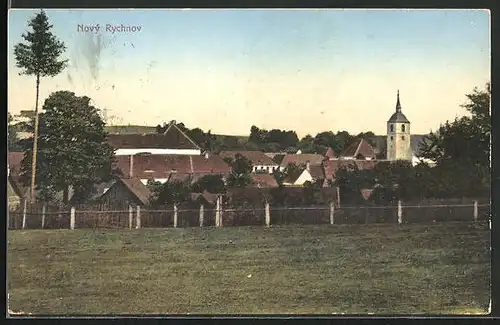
[63,186,69,205]
[30,74,41,203]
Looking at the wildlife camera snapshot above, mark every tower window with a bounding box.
[402,136,405,140]
[390,124,394,132]
[390,136,394,141]
[402,124,406,132]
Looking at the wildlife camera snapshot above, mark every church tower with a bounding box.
[386,90,412,161]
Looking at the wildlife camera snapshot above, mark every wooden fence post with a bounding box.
[173,204,178,228]
[337,186,341,208]
[70,206,76,230]
[199,204,204,227]
[22,199,27,229]
[397,200,403,225]
[330,201,335,225]
[129,205,133,229]
[136,205,141,229]
[215,196,220,227]
[41,204,46,229]
[265,201,270,228]
[473,200,478,222]
[219,196,223,227]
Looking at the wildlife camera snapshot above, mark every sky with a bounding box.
[7,9,490,137]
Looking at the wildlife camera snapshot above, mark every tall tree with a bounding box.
[191,174,226,194]
[14,10,68,202]
[19,91,115,204]
[149,179,192,206]
[419,83,490,197]
[225,154,253,188]
[297,135,315,153]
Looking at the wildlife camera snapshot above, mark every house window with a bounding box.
[401,124,406,132]
[390,124,394,132]
[402,136,405,140]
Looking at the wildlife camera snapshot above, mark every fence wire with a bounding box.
[8,201,491,230]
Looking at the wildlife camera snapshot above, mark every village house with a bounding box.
[219,150,280,174]
[282,162,329,187]
[106,120,202,156]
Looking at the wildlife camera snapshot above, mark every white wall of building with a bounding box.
[115,148,201,156]
[252,164,280,174]
[140,178,169,185]
[293,169,313,185]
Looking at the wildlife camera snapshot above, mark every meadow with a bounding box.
[7,222,490,315]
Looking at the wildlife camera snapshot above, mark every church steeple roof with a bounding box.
[388,90,409,123]
[396,89,402,113]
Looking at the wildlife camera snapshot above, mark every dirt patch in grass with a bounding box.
[7,223,490,315]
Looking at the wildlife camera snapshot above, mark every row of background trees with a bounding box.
[154,121,380,156]
[8,10,490,207]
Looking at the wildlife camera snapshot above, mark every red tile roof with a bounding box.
[219,151,277,166]
[317,146,336,158]
[251,174,279,188]
[279,154,325,168]
[107,123,200,150]
[308,165,326,180]
[341,139,376,159]
[114,154,231,180]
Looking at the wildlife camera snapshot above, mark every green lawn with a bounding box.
[7,222,490,315]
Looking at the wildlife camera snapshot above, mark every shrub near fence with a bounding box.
[8,198,490,230]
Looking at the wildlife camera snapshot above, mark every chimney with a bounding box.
[204,151,209,159]
[306,161,310,171]
[189,156,194,174]
[129,155,134,178]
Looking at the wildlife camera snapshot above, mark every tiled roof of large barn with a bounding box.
[219,151,277,166]
[308,165,326,180]
[341,138,376,159]
[114,154,231,180]
[106,121,201,150]
[279,153,325,168]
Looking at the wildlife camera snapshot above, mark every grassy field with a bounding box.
[7,222,490,315]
